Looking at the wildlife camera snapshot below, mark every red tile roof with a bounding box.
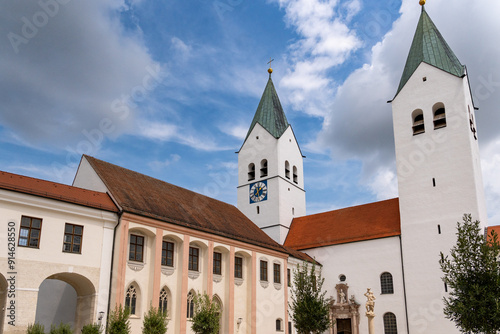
[284,198,401,250]
[0,171,118,212]
[486,225,500,243]
[83,155,289,254]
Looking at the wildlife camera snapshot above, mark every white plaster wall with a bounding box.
[304,236,408,334]
[255,252,287,334]
[392,63,487,334]
[237,124,305,244]
[72,157,109,193]
[0,189,117,333]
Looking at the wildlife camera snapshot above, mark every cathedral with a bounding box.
[0,3,493,334]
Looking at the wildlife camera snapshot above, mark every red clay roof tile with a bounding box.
[0,171,118,212]
[486,225,500,243]
[83,155,290,253]
[284,198,401,250]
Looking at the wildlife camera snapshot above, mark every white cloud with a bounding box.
[138,121,231,152]
[218,124,248,140]
[274,0,362,117]
[0,0,160,150]
[313,0,500,212]
[171,37,192,56]
[149,154,181,170]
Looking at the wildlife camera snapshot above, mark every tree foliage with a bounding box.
[190,292,221,334]
[440,214,500,333]
[107,305,131,334]
[82,323,102,334]
[142,305,168,334]
[289,262,331,334]
[27,323,45,334]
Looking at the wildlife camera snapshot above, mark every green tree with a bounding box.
[440,214,500,333]
[142,305,168,334]
[190,292,221,334]
[27,323,45,334]
[82,323,103,334]
[289,262,331,334]
[106,305,131,334]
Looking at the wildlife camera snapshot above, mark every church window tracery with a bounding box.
[125,284,138,315]
[187,291,195,319]
[159,287,169,315]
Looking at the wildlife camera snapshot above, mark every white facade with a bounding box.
[237,123,306,244]
[392,62,487,333]
[0,187,117,333]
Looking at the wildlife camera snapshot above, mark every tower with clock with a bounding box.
[236,66,305,244]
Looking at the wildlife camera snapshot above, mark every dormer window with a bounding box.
[433,103,446,129]
[260,159,268,178]
[412,109,425,135]
[285,161,290,179]
[248,163,255,181]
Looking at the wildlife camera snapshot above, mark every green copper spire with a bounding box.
[245,73,289,140]
[396,6,465,95]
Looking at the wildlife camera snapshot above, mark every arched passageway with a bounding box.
[34,272,96,332]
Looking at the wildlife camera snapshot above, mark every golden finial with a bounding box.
[419,0,426,5]
[267,57,274,74]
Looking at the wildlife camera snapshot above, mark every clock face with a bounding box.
[249,181,268,203]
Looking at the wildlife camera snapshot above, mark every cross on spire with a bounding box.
[267,57,274,76]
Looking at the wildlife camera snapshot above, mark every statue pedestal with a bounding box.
[366,312,375,334]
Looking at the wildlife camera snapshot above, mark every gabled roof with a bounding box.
[284,198,401,250]
[396,6,464,95]
[0,171,118,212]
[245,75,290,141]
[82,155,286,253]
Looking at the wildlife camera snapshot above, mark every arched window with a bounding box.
[187,291,195,319]
[125,284,138,315]
[248,163,255,181]
[433,103,446,129]
[412,109,425,135]
[159,287,169,315]
[383,312,398,334]
[276,318,283,331]
[260,159,268,177]
[380,272,394,294]
[293,166,298,184]
[285,161,290,179]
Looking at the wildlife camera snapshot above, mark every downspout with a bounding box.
[399,235,410,334]
[106,211,122,327]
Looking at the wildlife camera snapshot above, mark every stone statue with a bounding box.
[339,289,347,304]
[364,288,376,316]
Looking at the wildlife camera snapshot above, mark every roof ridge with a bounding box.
[293,197,400,220]
[84,155,236,208]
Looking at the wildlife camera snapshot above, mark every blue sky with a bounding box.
[2,0,500,225]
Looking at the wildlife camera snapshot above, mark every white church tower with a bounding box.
[392,3,488,333]
[237,67,306,244]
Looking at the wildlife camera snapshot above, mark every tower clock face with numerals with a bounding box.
[249,181,268,203]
